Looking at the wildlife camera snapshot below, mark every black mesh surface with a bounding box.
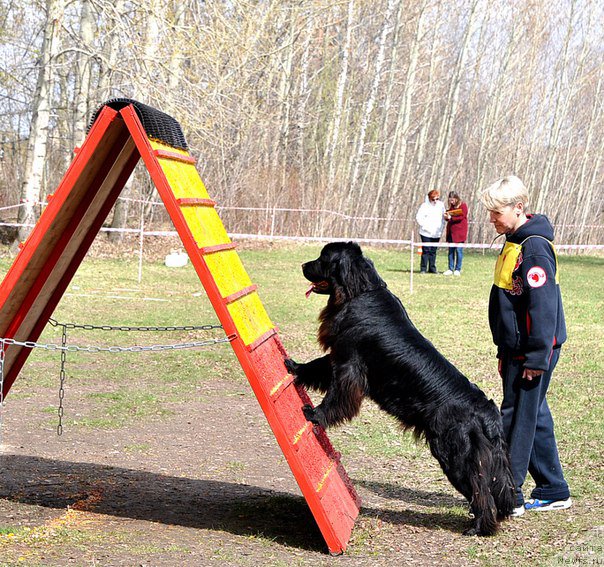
[87,98,188,150]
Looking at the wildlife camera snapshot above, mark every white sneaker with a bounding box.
[443,270,453,276]
[454,270,461,276]
[524,497,572,512]
[511,504,526,517]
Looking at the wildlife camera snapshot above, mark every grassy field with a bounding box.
[0,241,602,566]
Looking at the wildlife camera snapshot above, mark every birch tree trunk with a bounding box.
[296,7,313,208]
[382,3,428,232]
[347,0,396,210]
[573,73,602,225]
[430,0,480,191]
[366,0,405,223]
[13,0,65,249]
[98,0,126,100]
[326,0,354,192]
[536,0,585,212]
[413,8,441,187]
[166,1,187,114]
[109,0,162,242]
[73,0,95,145]
[276,5,298,203]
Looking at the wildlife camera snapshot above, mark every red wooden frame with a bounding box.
[0,103,360,554]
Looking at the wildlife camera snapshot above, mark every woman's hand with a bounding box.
[523,368,543,381]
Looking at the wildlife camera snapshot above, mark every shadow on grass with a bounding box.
[0,455,472,550]
[355,478,463,508]
[360,505,469,535]
[0,454,324,552]
[355,478,471,534]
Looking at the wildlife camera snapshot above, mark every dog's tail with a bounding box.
[468,410,515,536]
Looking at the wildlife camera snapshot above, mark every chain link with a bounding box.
[0,336,233,354]
[0,321,235,439]
[57,324,67,436]
[47,318,223,333]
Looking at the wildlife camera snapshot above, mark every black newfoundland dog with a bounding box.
[285,242,514,536]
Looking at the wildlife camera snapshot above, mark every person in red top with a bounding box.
[443,191,468,276]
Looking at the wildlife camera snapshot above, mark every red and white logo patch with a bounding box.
[527,266,547,288]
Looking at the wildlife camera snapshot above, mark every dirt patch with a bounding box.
[0,369,512,567]
[1,385,597,566]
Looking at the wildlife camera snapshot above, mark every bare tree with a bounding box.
[12,0,66,250]
[1,0,602,246]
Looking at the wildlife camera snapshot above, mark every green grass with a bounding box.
[0,243,602,566]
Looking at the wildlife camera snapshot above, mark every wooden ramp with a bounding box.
[0,99,360,554]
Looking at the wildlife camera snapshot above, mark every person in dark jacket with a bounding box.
[480,175,571,517]
[443,191,469,276]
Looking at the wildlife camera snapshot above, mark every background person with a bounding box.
[443,191,469,276]
[480,175,571,517]
[415,190,445,274]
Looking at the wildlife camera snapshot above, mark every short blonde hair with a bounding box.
[480,175,529,211]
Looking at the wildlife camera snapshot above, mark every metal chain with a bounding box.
[0,336,233,354]
[47,318,223,333]
[57,324,67,436]
[0,322,235,438]
[47,318,225,434]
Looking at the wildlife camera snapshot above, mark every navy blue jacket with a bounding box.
[488,214,566,370]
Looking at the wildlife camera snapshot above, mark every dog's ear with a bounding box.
[346,241,363,256]
[337,251,354,287]
[336,246,383,298]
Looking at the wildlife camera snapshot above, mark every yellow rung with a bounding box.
[227,293,273,346]
[181,207,231,248]
[150,140,210,200]
[206,250,253,298]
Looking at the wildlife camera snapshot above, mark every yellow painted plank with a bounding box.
[161,161,210,200]
[149,140,210,200]
[148,140,229,247]
[180,208,231,248]
[148,140,272,343]
[206,250,253,298]
[227,293,274,346]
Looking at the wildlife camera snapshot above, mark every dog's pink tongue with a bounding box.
[305,283,315,299]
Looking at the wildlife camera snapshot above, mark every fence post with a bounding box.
[410,231,414,294]
[138,197,145,284]
[270,207,276,237]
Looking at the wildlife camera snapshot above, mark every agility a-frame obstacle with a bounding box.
[0,99,360,554]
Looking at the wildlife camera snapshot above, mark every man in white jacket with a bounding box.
[416,190,446,273]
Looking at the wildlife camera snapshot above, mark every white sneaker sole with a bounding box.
[529,498,572,512]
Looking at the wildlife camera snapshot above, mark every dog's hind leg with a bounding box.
[430,426,498,536]
[464,427,501,536]
[302,358,367,428]
[285,355,333,393]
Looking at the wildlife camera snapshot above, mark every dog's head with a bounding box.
[303,242,385,302]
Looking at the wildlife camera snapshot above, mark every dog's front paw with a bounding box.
[284,358,299,376]
[302,404,326,428]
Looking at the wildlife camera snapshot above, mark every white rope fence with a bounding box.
[2,198,603,230]
[2,200,602,289]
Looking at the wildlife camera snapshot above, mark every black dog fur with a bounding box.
[285,242,515,536]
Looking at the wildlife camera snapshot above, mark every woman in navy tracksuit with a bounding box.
[481,176,571,516]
